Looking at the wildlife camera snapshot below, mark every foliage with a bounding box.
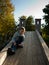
[42,4,49,47]
[19,15,27,20]
[0,0,16,50]
[43,4,49,35]
[25,16,35,31]
[0,0,16,35]
[42,33,49,47]
[19,15,35,31]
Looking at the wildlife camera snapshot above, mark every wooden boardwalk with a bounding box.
[3,31,46,65]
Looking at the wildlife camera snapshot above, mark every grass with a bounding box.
[41,31,49,47]
[44,37,49,47]
[42,34,49,47]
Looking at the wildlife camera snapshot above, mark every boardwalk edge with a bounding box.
[0,40,12,65]
[36,30,49,65]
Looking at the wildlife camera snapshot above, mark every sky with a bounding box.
[11,0,49,24]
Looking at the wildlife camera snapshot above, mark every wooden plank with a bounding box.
[3,31,46,65]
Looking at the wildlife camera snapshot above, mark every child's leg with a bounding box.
[16,36,24,45]
[16,36,24,48]
[11,42,16,52]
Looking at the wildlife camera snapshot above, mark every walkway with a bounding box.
[3,31,46,65]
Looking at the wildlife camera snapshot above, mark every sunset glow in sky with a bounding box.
[11,0,49,24]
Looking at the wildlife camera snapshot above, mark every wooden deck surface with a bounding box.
[3,31,46,65]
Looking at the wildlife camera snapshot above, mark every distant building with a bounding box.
[35,19,41,32]
[19,18,26,28]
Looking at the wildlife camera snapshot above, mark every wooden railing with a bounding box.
[0,40,12,65]
[36,30,49,65]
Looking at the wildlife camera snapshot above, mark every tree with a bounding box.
[0,0,16,48]
[18,15,35,31]
[19,16,27,20]
[25,16,34,31]
[0,0,16,35]
[43,4,49,35]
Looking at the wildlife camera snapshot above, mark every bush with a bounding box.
[42,34,49,47]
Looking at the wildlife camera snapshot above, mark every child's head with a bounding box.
[20,27,25,34]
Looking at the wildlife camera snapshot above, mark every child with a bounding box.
[10,27,25,54]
